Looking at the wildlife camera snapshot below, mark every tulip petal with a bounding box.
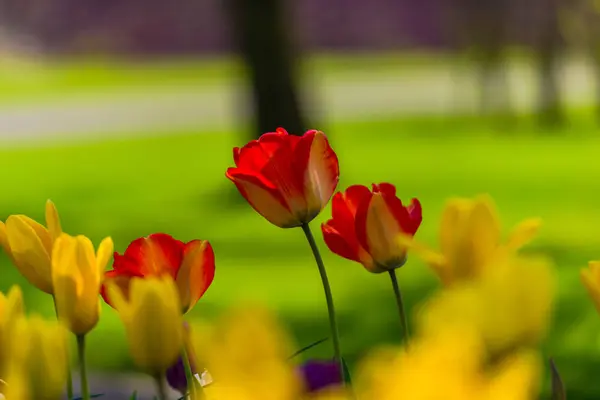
[295,131,340,215]
[96,237,114,278]
[128,278,183,371]
[45,200,62,243]
[227,169,300,228]
[0,221,16,262]
[5,216,53,294]
[321,223,360,263]
[122,234,184,277]
[355,192,405,269]
[101,270,135,306]
[177,240,215,313]
[378,186,420,235]
[581,262,600,314]
[439,198,474,259]
[466,196,502,268]
[506,218,542,251]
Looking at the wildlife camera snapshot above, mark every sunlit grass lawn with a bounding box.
[1,116,600,398]
[0,51,523,105]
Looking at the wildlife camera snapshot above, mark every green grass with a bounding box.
[0,51,538,105]
[1,115,600,398]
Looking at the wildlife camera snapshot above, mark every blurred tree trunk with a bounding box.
[447,0,512,118]
[226,0,307,140]
[535,0,564,127]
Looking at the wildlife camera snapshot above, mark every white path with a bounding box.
[0,58,597,147]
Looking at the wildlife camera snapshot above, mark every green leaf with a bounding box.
[72,394,104,400]
[550,358,566,400]
[128,391,137,400]
[342,357,352,385]
[288,337,329,359]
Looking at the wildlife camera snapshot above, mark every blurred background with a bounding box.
[1,0,600,398]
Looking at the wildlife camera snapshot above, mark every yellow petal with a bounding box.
[506,218,542,251]
[127,278,182,372]
[465,195,501,268]
[0,221,15,260]
[581,262,600,314]
[363,194,405,268]
[5,216,53,294]
[439,198,474,257]
[107,281,131,317]
[45,200,62,243]
[95,237,114,278]
[397,234,449,283]
[486,351,541,400]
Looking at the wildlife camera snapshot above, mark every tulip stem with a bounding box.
[76,334,90,400]
[182,346,202,399]
[53,296,73,400]
[301,223,343,381]
[154,374,169,400]
[389,269,410,346]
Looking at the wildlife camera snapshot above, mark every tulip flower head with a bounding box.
[0,200,63,294]
[356,327,541,400]
[226,128,340,228]
[51,233,113,335]
[398,194,541,286]
[108,276,184,374]
[322,183,422,273]
[192,305,302,400]
[102,233,215,314]
[0,286,24,374]
[416,256,555,361]
[3,315,68,400]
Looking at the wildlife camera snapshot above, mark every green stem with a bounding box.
[76,334,90,400]
[389,269,410,346]
[53,296,73,400]
[154,374,168,400]
[182,346,203,399]
[301,223,343,380]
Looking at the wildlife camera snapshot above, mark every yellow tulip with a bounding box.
[3,315,68,400]
[355,327,540,400]
[0,286,24,375]
[581,261,600,313]
[416,256,554,361]
[52,233,113,335]
[0,200,62,294]
[398,194,541,286]
[107,276,183,374]
[192,305,302,400]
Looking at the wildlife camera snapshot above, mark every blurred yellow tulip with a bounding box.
[0,286,24,375]
[355,327,540,400]
[398,194,541,286]
[0,200,63,294]
[416,256,554,361]
[52,233,113,335]
[581,261,600,313]
[192,305,302,400]
[3,315,68,400]
[108,276,183,374]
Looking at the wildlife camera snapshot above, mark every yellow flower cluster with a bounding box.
[0,194,596,399]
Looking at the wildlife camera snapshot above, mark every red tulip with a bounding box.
[321,183,422,273]
[226,128,340,228]
[101,233,215,313]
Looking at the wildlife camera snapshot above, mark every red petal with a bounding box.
[226,168,300,228]
[121,234,184,277]
[182,240,215,307]
[322,222,361,262]
[342,185,372,216]
[294,131,340,215]
[406,198,423,235]
[372,182,396,197]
